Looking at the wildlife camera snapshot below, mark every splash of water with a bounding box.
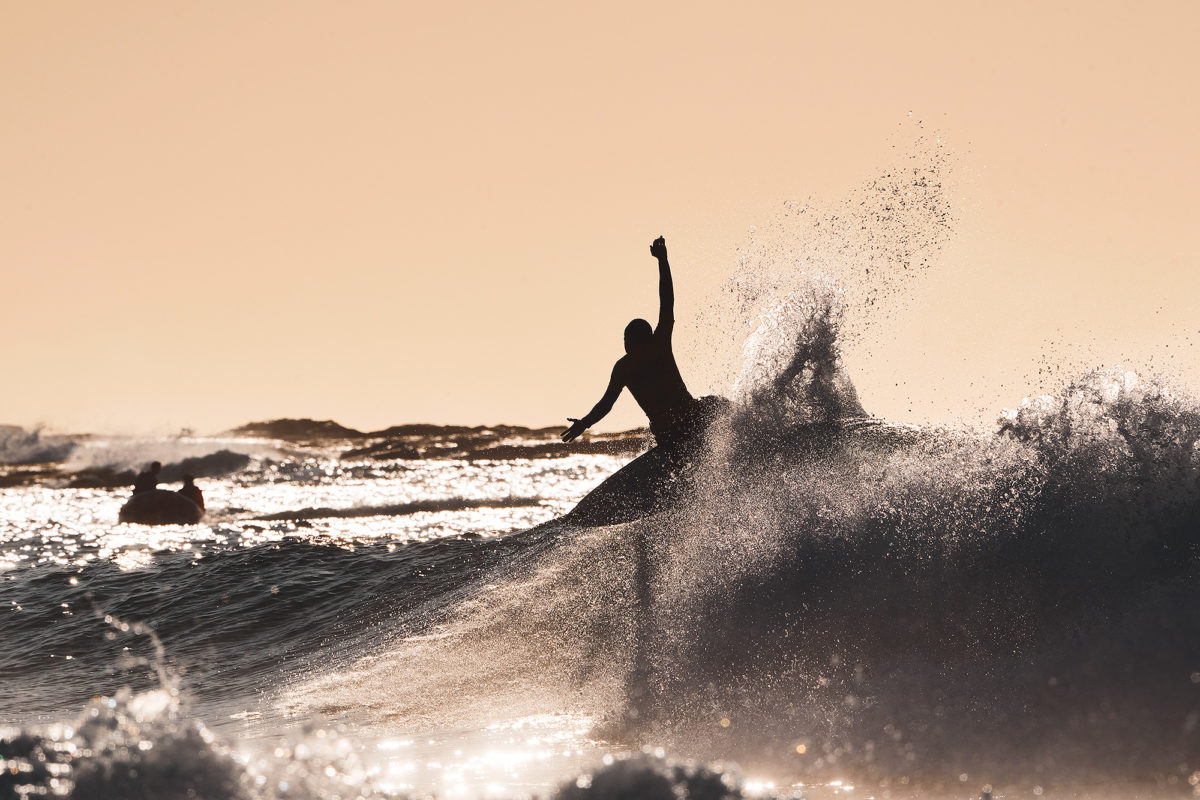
[689,133,955,407]
[271,141,1200,789]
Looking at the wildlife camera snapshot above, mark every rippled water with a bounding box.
[0,447,624,570]
[0,444,639,796]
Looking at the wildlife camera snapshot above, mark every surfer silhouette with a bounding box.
[562,236,724,449]
[560,236,729,729]
[178,474,205,511]
[131,461,162,495]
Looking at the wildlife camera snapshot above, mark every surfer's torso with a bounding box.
[615,332,693,435]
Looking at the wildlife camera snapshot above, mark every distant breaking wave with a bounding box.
[0,425,78,465]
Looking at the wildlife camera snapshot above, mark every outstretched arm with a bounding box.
[562,364,625,442]
[650,236,673,336]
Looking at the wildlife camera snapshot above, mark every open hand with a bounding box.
[561,418,588,442]
[650,236,667,261]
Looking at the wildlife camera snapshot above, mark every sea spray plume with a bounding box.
[688,134,955,397]
[729,277,864,436]
[735,134,955,329]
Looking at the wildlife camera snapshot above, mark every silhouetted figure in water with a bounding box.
[131,461,161,495]
[561,237,725,729]
[178,473,204,511]
[562,236,725,449]
[560,236,731,729]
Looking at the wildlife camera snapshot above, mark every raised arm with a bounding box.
[650,236,673,336]
[562,363,625,442]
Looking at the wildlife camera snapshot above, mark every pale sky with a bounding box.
[2,1,1197,434]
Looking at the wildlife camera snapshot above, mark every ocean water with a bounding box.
[4,148,1198,799]
[1,436,634,798]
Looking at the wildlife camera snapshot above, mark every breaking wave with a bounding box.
[280,141,1199,789]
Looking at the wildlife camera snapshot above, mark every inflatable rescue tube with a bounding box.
[118,489,204,525]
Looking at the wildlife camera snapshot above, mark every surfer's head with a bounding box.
[624,318,653,353]
[150,461,162,473]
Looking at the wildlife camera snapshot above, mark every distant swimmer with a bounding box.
[178,473,205,511]
[131,461,162,495]
[562,236,727,449]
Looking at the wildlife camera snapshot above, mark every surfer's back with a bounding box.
[616,339,693,434]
